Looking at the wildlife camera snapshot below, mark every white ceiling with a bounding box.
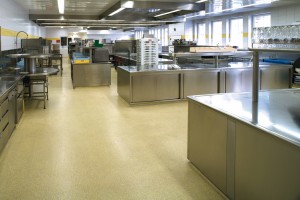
[14,0,119,15]
[12,0,300,29]
[13,0,199,15]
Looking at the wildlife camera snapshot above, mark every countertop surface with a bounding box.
[24,67,58,76]
[0,74,24,100]
[188,89,300,147]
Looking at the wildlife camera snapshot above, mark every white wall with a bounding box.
[169,23,185,37]
[0,0,45,50]
[45,28,70,56]
[271,4,300,26]
[45,29,134,43]
[86,30,134,41]
[45,28,69,41]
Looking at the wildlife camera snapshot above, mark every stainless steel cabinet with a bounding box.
[132,73,180,102]
[261,67,292,89]
[188,101,227,194]
[7,88,17,135]
[117,64,293,104]
[225,69,253,93]
[72,62,112,88]
[188,94,300,200]
[0,96,10,152]
[183,70,220,97]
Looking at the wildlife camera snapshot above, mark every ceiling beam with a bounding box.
[29,14,99,21]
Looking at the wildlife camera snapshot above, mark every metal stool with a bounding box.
[24,75,48,109]
[49,54,63,76]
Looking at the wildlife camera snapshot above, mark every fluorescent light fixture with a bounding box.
[57,0,64,14]
[123,1,134,8]
[108,8,125,16]
[61,26,63,29]
[154,10,180,17]
[196,0,208,3]
[199,10,206,16]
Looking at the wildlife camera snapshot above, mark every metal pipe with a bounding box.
[252,51,259,102]
[15,31,28,50]
[215,55,219,68]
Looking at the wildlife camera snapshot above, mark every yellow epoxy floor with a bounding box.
[0,59,225,200]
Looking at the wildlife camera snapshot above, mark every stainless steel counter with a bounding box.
[71,62,111,88]
[189,89,300,147]
[117,62,292,104]
[187,90,300,199]
[0,74,24,153]
[0,75,23,100]
[24,67,58,76]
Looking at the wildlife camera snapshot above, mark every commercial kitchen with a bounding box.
[0,0,299,199]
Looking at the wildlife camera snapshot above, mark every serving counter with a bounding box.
[71,62,111,88]
[117,62,292,104]
[187,90,300,200]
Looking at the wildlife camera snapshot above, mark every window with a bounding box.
[197,23,206,45]
[157,28,161,41]
[230,18,243,48]
[164,27,168,46]
[161,27,168,46]
[253,14,271,28]
[212,21,222,45]
[135,30,144,39]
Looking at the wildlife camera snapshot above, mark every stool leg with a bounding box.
[46,81,49,100]
[43,82,46,109]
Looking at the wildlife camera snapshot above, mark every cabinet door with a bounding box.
[132,75,156,102]
[261,68,290,89]
[156,74,180,100]
[184,71,219,97]
[132,73,181,102]
[225,69,252,93]
[235,122,300,200]
[188,100,227,194]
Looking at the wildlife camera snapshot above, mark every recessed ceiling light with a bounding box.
[108,8,125,16]
[154,10,180,17]
[57,0,64,14]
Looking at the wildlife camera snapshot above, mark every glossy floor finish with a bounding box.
[0,59,226,200]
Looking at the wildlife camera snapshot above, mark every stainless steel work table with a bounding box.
[24,67,59,77]
[117,62,292,104]
[0,74,25,153]
[71,62,112,88]
[187,90,300,200]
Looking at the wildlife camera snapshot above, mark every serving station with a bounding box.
[188,90,300,200]
[71,48,112,88]
[187,48,300,199]
[117,61,292,104]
